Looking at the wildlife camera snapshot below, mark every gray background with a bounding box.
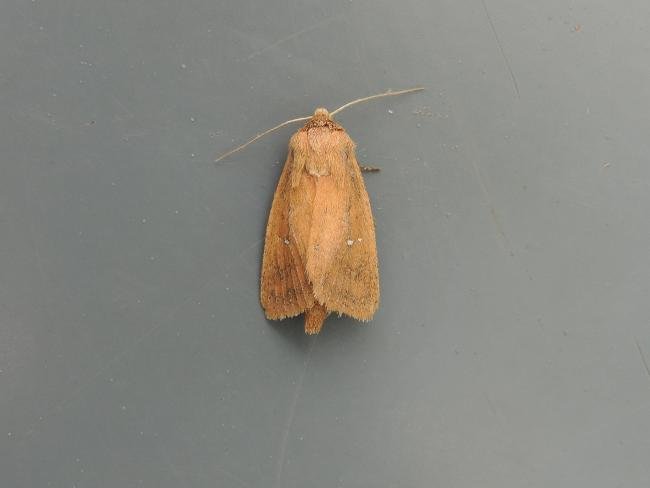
[1,0,650,486]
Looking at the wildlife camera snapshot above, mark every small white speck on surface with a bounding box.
[284,239,290,245]
[190,117,195,122]
[387,109,394,114]
[7,432,12,437]
[347,239,354,246]
[190,153,195,158]
[181,63,187,69]
[357,238,362,242]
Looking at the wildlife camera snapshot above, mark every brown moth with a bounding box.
[215,88,423,334]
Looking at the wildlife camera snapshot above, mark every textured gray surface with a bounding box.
[2,0,650,486]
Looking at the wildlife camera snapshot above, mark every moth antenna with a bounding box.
[214,86,424,162]
[214,115,311,162]
[329,86,425,117]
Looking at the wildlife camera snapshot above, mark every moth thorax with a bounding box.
[313,108,330,118]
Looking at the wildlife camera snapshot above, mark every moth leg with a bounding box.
[360,165,380,173]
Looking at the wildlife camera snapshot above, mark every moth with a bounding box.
[216,88,423,334]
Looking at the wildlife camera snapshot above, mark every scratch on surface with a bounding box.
[483,391,499,418]
[470,158,513,255]
[481,0,520,98]
[121,130,149,140]
[483,391,508,430]
[240,15,340,61]
[469,157,535,282]
[635,338,650,382]
[274,338,317,488]
[237,237,263,270]
[110,93,135,120]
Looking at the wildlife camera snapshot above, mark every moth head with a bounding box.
[313,107,331,119]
